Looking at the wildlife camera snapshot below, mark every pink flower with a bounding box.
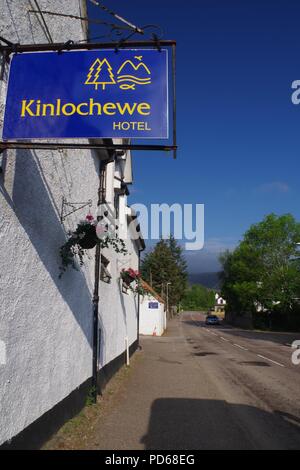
[86,214,94,222]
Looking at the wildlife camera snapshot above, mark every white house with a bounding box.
[139,281,166,336]
[0,1,144,449]
[215,293,226,314]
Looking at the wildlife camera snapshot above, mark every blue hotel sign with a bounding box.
[2,49,168,140]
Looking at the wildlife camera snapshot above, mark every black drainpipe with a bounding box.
[137,234,145,349]
[92,241,101,402]
[91,156,109,403]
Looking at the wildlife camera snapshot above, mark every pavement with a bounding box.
[85,312,300,450]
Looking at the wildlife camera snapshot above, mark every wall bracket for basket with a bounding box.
[60,197,92,223]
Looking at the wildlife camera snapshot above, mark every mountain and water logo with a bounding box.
[116,56,151,90]
[85,56,151,91]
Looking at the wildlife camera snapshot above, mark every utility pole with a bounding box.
[161,282,165,300]
[166,282,172,319]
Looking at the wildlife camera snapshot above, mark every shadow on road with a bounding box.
[141,398,300,450]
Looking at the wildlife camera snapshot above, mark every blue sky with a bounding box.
[88,0,300,273]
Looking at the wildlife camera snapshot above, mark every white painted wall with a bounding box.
[98,161,140,367]
[0,0,140,446]
[215,293,226,305]
[139,294,166,336]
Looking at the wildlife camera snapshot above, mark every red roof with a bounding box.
[141,279,165,304]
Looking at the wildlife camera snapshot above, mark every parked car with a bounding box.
[205,314,220,326]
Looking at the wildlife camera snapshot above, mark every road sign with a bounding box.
[3,49,168,140]
[149,302,159,309]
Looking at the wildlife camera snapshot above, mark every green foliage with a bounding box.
[85,386,97,406]
[220,214,300,326]
[141,236,188,307]
[182,284,215,311]
[120,269,148,296]
[59,221,127,278]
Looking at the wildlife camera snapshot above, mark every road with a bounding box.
[84,312,300,450]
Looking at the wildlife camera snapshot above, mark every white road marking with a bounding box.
[233,343,248,351]
[257,354,285,367]
[187,315,288,368]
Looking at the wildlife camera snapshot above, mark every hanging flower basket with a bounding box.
[121,268,140,285]
[120,268,145,295]
[77,223,98,249]
[59,214,127,278]
[121,273,135,286]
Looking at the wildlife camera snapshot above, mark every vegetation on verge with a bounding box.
[181,284,215,311]
[220,214,300,330]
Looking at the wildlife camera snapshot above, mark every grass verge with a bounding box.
[42,349,143,450]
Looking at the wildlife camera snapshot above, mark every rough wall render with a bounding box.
[0,1,139,445]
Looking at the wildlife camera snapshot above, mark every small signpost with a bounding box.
[149,302,159,309]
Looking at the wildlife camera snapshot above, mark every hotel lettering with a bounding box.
[3,49,168,140]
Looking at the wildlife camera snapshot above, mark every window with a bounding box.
[100,255,112,283]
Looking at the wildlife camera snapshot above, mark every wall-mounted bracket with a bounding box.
[60,196,92,223]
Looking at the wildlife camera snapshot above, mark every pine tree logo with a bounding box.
[85,58,116,90]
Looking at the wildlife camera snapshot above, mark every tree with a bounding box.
[141,237,188,308]
[169,236,188,280]
[182,284,215,311]
[220,214,300,328]
[85,58,116,90]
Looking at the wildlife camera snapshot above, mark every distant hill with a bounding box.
[188,272,221,290]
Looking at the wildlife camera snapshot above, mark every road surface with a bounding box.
[85,312,300,450]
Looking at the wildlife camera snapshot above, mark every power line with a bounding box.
[88,0,144,35]
[33,0,53,43]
